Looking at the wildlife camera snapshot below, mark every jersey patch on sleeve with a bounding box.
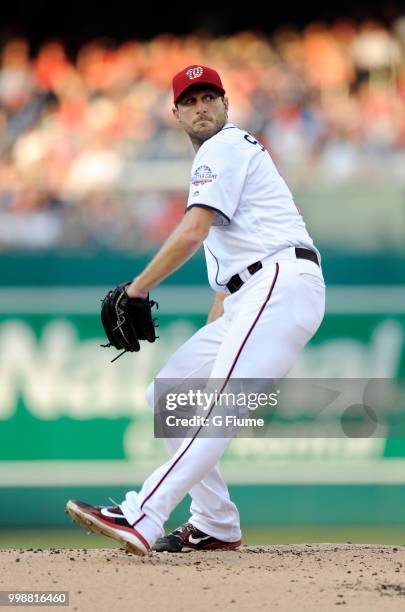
[191,165,218,186]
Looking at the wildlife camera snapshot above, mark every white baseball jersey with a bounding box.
[186,122,318,292]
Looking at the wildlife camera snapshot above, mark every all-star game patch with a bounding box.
[191,165,218,187]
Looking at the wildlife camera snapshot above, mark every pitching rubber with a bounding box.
[65,500,148,556]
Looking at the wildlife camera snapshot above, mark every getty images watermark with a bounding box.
[153,378,405,438]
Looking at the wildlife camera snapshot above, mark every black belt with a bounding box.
[226,248,319,294]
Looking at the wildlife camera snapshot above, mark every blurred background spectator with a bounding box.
[0,17,404,250]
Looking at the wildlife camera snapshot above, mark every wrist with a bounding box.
[126,277,149,299]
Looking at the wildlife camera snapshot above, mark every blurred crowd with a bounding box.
[0,17,404,249]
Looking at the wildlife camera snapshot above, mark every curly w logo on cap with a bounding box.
[186,66,204,79]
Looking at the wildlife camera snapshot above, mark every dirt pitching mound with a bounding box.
[1,544,404,611]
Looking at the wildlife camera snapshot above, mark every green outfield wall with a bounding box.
[0,249,405,286]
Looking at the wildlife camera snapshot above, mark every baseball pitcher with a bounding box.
[66,65,326,555]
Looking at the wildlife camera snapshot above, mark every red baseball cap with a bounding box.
[172,65,225,105]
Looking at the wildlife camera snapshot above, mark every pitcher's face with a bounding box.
[173,86,229,145]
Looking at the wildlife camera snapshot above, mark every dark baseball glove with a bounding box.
[100,283,159,362]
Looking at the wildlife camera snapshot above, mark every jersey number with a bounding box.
[244,133,265,152]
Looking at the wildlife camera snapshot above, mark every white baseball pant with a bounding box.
[120,247,326,546]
